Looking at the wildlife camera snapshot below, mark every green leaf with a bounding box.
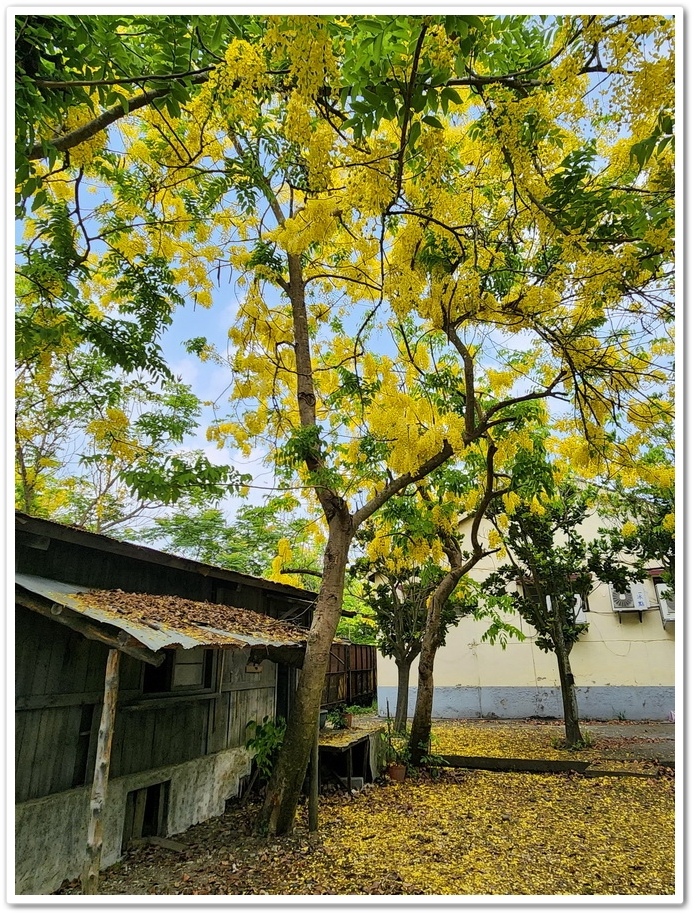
[422,115,445,129]
[441,86,463,106]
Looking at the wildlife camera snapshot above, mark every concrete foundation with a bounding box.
[378,685,675,722]
[15,745,252,895]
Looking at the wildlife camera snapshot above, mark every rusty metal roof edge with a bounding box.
[15,574,310,653]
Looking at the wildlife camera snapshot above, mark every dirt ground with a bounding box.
[54,718,677,897]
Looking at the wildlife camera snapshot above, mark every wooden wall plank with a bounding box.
[26,708,64,798]
[109,712,128,780]
[16,710,44,802]
[53,705,82,795]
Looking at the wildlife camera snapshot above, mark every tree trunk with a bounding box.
[81,648,120,894]
[260,521,353,835]
[408,595,443,764]
[308,712,319,834]
[408,558,475,764]
[394,657,414,733]
[549,600,582,747]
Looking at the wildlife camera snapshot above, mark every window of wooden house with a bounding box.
[143,648,214,694]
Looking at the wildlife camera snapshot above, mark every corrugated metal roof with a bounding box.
[15,574,311,654]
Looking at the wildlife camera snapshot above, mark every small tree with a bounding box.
[483,481,636,747]
[357,560,460,733]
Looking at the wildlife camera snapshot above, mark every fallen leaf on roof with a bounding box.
[70,589,310,643]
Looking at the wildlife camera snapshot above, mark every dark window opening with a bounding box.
[143,652,173,693]
[122,781,170,851]
[142,649,215,694]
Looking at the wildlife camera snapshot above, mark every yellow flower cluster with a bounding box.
[273,198,339,256]
[424,23,455,74]
[61,99,107,168]
[265,16,338,100]
[307,121,335,191]
[86,408,139,461]
[487,367,516,397]
[186,37,267,135]
[284,91,313,146]
[503,491,521,515]
[527,495,546,516]
[344,141,396,217]
[487,528,503,549]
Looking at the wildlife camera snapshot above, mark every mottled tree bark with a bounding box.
[394,656,416,733]
[260,520,353,835]
[408,590,445,764]
[549,600,583,747]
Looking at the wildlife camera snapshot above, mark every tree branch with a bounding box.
[28,73,210,161]
[353,440,454,529]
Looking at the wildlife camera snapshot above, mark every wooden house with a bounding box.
[14,511,326,895]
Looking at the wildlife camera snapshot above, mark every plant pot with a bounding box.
[345,713,353,728]
[387,762,407,782]
[319,709,328,730]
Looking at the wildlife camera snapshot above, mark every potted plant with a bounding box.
[345,705,367,727]
[327,705,349,729]
[385,737,409,782]
[383,706,409,781]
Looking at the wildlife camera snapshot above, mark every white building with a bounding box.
[377,517,675,721]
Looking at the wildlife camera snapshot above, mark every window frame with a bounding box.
[142,647,217,697]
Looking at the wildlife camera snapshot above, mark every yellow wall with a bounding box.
[376,516,675,718]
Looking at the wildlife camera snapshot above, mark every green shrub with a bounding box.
[246,716,286,781]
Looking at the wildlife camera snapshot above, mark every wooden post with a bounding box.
[308,712,319,834]
[81,648,120,894]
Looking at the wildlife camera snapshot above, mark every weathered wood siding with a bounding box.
[322,643,377,709]
[15,606,277,804]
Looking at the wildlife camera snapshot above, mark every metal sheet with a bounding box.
[15,574,308,653]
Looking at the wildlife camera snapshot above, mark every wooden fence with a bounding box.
[321,643,377,709]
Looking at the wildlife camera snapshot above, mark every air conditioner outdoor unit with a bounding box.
[610,583,648,612]
[656,583,675,623]
[573,594,588,625]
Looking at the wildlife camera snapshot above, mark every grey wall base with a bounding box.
[15,745,252,896]
[378,686,675,722]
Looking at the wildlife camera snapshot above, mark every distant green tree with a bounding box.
[597,428,675,593]
[483,481,638,748]
[15,347,240,532]
[137,496,314,577]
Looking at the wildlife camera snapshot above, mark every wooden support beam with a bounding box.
[248,644,306,668]
[81,648,120,895]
